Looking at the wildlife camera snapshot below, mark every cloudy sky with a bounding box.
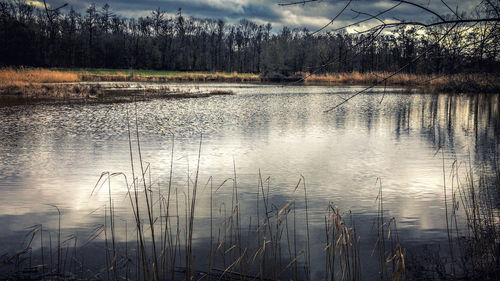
[36,0,482,31]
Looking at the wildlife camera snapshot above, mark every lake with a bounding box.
[0,83,498,280]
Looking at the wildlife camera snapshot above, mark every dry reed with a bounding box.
[302,71,424,86]
[0,67,79,87]
[300,71,500,93]
[80,71,260,83]
[2,106,498,281]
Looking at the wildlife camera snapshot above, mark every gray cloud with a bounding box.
[46,0,482,31]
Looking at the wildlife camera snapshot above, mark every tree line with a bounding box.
[0,1,498,77]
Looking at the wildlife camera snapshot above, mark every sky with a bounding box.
[34,0,483,32]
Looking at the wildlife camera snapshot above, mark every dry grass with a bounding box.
[3,122,498,280]
[302,71,424,86]
[0,83,102,100]
[2,68,497,95]
[301,71,500,93]
[1,132,408,281]
[0,68,259,90]
[427,73,500,93]
[79,70,260,83]
[1,68,497,102]
[0,68,79,87]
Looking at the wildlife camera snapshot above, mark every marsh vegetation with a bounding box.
[1,68,497,102]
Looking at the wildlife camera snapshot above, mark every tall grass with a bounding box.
[0,116,405,281]
[300,71,500,93]
[1,68,498,96]
[1,167,410,280]
[1,111,498,281]
[0,67,259,90]
[445,155,500,280]
[302,71,423,86]
[406,151,500,280]
[77,70,260,83]
[0,68,79,87]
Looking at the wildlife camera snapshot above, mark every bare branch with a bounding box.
[324,23,459,113]
[351,9,386,26]
[484,0,500,16]
[49,3,68,12]
[310,0,352,36]
[278,0,320,6]
[383,17,500,28]
[331,2,402,32]
[288,25,386,85]
[440,0,462,20]
[393,0,446,22]
[42,0,67,24]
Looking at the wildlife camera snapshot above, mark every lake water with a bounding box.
[0,83,498,280]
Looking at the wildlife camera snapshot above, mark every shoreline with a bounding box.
[1,68,499,104]
[0,82,236,106]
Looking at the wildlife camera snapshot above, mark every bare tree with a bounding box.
[278,0,499,111]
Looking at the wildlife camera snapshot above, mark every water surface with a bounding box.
[0,83,498,279]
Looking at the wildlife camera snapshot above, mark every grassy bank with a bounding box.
[59,68,260,83]
[0,68,79,86]
[0,68,238,102]
[1,68,498,102]
[0,68,260,87]
[301,71,500,93]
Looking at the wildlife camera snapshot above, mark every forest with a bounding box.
[0,0,498,78]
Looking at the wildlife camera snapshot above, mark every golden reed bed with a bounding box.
[302,71,499,93]
[0,68,498,98]
[0,67,79,87]
[79,72,260,83]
